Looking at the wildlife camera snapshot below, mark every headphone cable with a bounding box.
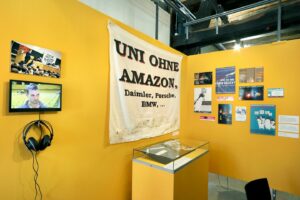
[30,150,43,200]
[34,151,42,200]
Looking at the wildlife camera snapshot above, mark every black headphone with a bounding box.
[23,120,54,151]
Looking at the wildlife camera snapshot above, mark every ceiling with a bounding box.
[156,0,300,54]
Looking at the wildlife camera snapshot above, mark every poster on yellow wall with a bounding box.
[235,106,246,121]
[218,104,232,124]
[194,88,212,113]
[194,72,212,85]
[250,105,276,136]
[108,22,182,144]
[239,67,264,83]
[239,86,264,100]
[10,40,61,78]
[216,66,235,94]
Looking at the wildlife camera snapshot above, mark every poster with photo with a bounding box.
[235,106,246,121]
[10,40,61,78]
[194,72,212,85]
[250,105,276,136]
[239,67,263,83]
[194,88,212,113]
[239,86,264,100]
[218,104,232,124]
[216,67,235,94]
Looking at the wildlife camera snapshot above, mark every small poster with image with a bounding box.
[250,105,276,136]
[239,67,263,83]
[10,40,61,78]
[216,67,235,94]
[194,88,212,113]
[235,106,246,121]
[218,104,232,124]
[194,72,212,85]
[239,86,264,100]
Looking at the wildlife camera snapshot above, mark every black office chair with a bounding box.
[245,178,272,200]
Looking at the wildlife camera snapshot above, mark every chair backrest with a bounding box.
[245,178,272,200]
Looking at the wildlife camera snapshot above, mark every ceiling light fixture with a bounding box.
[234,43,241,51]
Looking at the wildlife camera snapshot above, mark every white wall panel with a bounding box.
[79,0,170,45]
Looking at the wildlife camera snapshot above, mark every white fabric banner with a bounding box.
[108,22,182,144]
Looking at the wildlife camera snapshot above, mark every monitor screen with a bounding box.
[9,80,62,112]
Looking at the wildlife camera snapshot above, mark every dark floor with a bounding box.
[208,173,300,200]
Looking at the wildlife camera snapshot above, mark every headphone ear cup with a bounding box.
[39,135,51,151]
[26,137,39,151]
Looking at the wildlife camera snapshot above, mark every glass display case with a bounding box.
[133,138,209,172]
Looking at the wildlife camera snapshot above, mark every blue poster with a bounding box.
[216,67,235,94]
[250,105,276,136]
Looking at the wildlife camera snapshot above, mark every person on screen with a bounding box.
[19,83,47,109]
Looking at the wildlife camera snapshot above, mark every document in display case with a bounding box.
[132,139,209,200]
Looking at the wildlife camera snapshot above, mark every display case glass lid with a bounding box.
[133,138,208,164]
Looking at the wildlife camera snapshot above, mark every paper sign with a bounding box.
[156,150,167,155]
[217,96,234,101]
[278,132,299,139]
[200,116,216,121]
[279,115,299,124]
[278,124,299,133]
[268,88,284,97]
[164,157,192,170]
[278,115,299,139]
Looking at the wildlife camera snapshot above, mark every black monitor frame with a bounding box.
[9,79,62,112]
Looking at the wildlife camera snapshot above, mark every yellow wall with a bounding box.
[0,0,185,199]
[183,40,300,195]
[1,0,299,199]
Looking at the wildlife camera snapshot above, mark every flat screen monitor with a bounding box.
[9,80,62,112]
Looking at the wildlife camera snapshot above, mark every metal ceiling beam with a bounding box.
[181,0,201,7]
[150,0,169,12]
[277,0,282,41]
[155,0,159,39]
[172,2,300,53]
[163,0,196,21]
[173,0,196,20]
[221,25,300,44]
[214,43,227,50]
[184,0,277,27]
